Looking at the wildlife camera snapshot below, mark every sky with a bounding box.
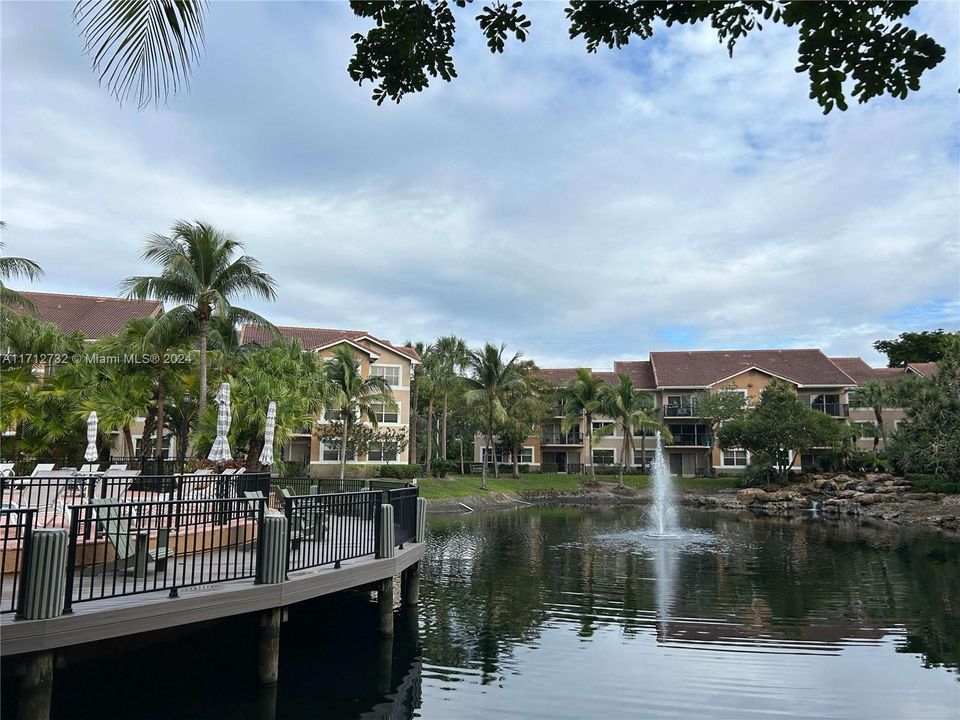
[2,1,958,369]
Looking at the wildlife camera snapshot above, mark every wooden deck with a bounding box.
[0,541,424,657]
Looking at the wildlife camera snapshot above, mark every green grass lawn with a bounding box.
[416,473,739,499]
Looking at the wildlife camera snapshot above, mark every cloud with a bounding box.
[1,1,957,368]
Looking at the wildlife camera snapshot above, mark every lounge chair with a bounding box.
[30,463,56,477]
[83,498,170,578]
[105,463,127,472]
[9,480,69,528]
[0,462,15,477]
[76,463,100,475]
[280,489,325,545]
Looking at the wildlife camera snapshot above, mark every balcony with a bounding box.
[541,431,583,445]
[663,404,698,418]
[809,402,849,417]
[666,433,711,447]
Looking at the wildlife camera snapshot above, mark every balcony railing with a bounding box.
[541,432,583,445]
[663,404,698,418]
[809,402,849,417]
[666,434,711,447]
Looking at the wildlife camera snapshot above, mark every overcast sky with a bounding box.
[2,2,958,368]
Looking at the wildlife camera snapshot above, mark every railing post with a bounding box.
[415,497,427,543]
[256,505,287,585]
[376,504,395,560]
[20,527,68,621]
[62,509,81,614]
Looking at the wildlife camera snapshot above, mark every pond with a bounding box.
[20,506,960,719]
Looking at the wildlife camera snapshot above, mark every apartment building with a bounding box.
[475,348,925,476]
[239,325,420,468]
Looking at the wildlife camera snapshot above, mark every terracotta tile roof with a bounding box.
[535,368,586,385]
[239,324,421,363]
[19,291,162,339]
[906,362,938,378]
[829,357,904,385]
[612,360,656,388]
[649,349,855,387]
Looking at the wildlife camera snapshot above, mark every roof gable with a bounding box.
[650,349,855,388]
[239,324,419,363]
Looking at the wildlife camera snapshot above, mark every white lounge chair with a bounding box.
[105,463,127,473]
[30,463,56,477]
[0,462,15,477]
[76,463,100,475]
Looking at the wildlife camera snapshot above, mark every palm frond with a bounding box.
[74,0,208,108]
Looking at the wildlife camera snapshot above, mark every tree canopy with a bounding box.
[74,1,946,112]
[873,329,959,368]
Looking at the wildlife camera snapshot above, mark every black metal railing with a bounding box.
[540,432,583,445]
[389,487,419,548]
[64,496,266,609]
[283,491,380,572]
[1,473,270,531]
[663,404,697,417]
[665,434,710,446]
[0,508,35,615]
[809,402,849,417]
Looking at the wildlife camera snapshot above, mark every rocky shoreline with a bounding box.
[426,474,960,536]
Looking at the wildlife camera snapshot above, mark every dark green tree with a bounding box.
[873,330,958,368]
[718,380,839,484]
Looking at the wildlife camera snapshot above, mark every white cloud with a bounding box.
[1,1,957,369]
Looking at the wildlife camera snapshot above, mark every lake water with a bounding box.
[18,505,959,719]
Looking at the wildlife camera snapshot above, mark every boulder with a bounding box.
[736,488,769,504]
[857,494,883,505]
[838,489,859,499]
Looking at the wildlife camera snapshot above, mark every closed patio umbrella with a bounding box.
[258,401,277,466]
[84,411,98,462]
[208,383,232,462]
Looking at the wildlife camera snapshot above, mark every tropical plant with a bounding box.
[405,340,427,465]
[852,380,896,451]
[595,374,671,487]
[324,345,394,481]
[694,386,750,475]
[498,362,549,479]
[432,335,469,460]
[463,343,526,489]
[0,238,44,313]
[417,350,442,477]
[121,220,278,413]
[874,329,958,368]
[557,369,606,485]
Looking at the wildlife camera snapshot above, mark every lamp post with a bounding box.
[179,391,192,473]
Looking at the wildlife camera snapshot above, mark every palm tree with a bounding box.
[595,374,671,487]
[853,381,895,451]
[325,346,394,482]
[418,352,441,477]
[83,371,153,457]
[121,220,278,414]
[432,335,469,460]
[405,341,427,465]
[557,369,606,485]
[463,343,526,489]
[0,238,44,313]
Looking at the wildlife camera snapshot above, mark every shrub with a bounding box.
[906,474,960,494]
[431,459,454,478]
[378,464,421,480]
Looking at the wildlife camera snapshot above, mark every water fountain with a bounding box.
[648,431,677,537]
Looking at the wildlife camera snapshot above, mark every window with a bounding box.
[371,365,401,386]
[591,420,614,433]
[592,449,615,465]
[322,444,355,462]
[633,449,655,467]
[517,447,534,464]
[133,435,172,457]
[370,402,399,424]
[481,447,505,464]
[368,442,398,462]
[722,449,748,467]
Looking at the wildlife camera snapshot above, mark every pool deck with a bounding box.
[0,541,424,657]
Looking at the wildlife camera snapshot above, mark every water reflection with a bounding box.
[419,506,959,719]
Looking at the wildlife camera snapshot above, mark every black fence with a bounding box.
[283,491,380,572]
[278,477,413,496]
[0,457,198,477]
[389,487,419,547]
[64,496,266,609]
[1,473,270,531]
[0,508,35,615]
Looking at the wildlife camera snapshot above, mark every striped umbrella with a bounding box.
[84,411,98,462]
[207,383,232,462]
[258,401,277,466]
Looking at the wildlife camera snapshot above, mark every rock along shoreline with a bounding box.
[425,473,960,537]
